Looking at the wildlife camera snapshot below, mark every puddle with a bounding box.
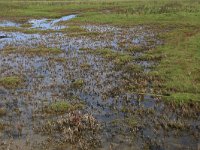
[0,35,8,39]
[28,14,76,30]
[0,21,20,27]
[0,31,40,49]
[0,24,158,51]
[0,14,76,30]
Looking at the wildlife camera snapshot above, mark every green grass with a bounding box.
[126,45,144,53]
[71,79,85,88]
[63,25,86,33]
[125,116,139,128]
[0,0,200,26]
[90,48,133,68]
[45,101,84,114]
[123,64,143,73]
[152,28,200,103]
[60,25,99,37]
[49,101,71,113]
[28,47,63,55]
[165,93,200,103]
[0,76,24,89]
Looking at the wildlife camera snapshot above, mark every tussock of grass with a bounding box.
[45,101,84,114]
[71,79,85,89]
[114,54,133,65]
[20,23,32,28]
[123,64,143,73]
[0,76,24,89]
[91,48,133,65]
[51,57,67,63]
[29,47,62,55]
[92,49,118,59]
[126,45,144,53]
[49,101,70,113]
[64,26,86,33]
[80,63,91,70]
[125,116,139,128]
[136,53,163,61]
[61,26,99,37]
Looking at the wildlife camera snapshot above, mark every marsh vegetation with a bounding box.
[0,0,200,149]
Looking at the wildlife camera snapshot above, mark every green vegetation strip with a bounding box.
[1,0,199,26]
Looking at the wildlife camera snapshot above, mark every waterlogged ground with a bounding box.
[0,15,200,150]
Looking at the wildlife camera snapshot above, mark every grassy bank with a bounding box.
[0,0,200,103]
[155,28,200,103]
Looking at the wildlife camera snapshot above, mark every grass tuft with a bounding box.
[0,76,24,89]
